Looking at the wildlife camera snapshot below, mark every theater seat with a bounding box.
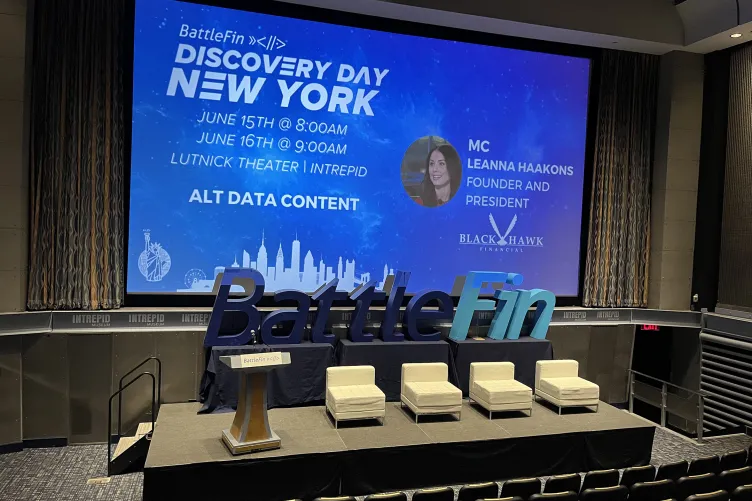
[677,474,719,501]
[469,362,533,418]
[733,485,752,501]
[326,366,385,428]
[479,497,524,501]
[657,461,690,482]
[720,468,752,494]
[722,451,749,472]
[364,493,408,501]
[690,457,721,476]
[581,470,619,492]
[534,360,599,413]
[629,479,676,501]
[621,466,657,487]
[580,486,628,501]
[501,478,542,500]
[413,487,454,501]
[314,497,356,501]
[685,491,729,501]
[545,474,581,494]
[401,363,462,422]
[459,482,499,501]
[529,492,578,501]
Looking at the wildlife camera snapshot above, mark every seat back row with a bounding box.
[311,454,752,501]
[657,451,750,481]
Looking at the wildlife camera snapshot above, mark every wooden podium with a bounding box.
[219,351,291,455]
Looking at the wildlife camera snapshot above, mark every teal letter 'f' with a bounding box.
[488,288,556,340]
[449,272,523,341]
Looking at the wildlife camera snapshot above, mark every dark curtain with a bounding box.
[27,0,127,309]
[718,44,752,309]
[583,51,658,308]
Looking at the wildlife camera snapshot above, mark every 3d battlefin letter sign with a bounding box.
[203,269,556,347]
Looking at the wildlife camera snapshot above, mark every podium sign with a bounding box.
[219,351,291,455]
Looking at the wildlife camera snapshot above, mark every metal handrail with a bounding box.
[628,369,706,442]
[118,357,162,437]
[628,369,708,396]
[107,372,156,475]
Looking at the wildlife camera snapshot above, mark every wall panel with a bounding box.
[195,330,207,399]
[21,334,67,439]
[611,325,635,403]
[0,335,22,445]
[587,326,619,397]
[67,334,111,444]
[155,331,199,403]
[547,325,634,404]
[112,332,155,436]
[547,325,591,376]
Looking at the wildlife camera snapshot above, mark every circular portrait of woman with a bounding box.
[401,136,462,207]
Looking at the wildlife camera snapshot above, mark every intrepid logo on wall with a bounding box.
[181,313,210,325]
[128,313,166,328]
[203,268,556,347]
[72,314,111,328]
[459,214,544,253]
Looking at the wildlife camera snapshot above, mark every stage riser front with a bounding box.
[143,402,655,501]
[144,428,654,501]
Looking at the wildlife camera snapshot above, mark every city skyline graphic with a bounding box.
[177,231,394,293]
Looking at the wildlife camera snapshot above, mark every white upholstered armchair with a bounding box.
[534,360,599,414]
[469,362,533,418]
[326,365,386,428]
[400,362,462,422]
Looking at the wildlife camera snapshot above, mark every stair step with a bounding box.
[136,422,153,437]
[113,436,140,459]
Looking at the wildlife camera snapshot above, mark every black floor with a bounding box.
[145,401,650,469]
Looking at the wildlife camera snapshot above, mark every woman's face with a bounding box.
[428,150,450,187]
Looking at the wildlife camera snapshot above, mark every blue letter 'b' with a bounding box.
[203,269,265,347]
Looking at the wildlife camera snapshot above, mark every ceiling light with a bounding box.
[731,33,743,38]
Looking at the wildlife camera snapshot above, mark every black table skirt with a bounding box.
[199,342,335,413]
[199,337,553,412]
[448,337,553,395]
[335,339,451,401]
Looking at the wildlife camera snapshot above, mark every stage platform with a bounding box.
[143,401,655,501]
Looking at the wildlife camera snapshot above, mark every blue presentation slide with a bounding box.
[128,0,591,295]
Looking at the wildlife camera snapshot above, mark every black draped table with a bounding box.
[448,337,553,395]
[199,341,335,413]
[199,337,552,411]
[335,339,451,401]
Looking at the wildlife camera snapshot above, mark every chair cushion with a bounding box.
[539,377,599,400]
[471,362,515,382]
[328,384,385,413]
[402,363,448,383]
[536,360,579,381]
[404,381,462,407]
[473,379,532,404]
[328,365,374,387]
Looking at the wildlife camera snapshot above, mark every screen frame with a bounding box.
[123,0,600,308]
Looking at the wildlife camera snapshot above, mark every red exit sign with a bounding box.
[641,324,660,331]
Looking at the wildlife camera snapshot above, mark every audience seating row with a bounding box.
[312,483,752,501]
[311,450,752,501]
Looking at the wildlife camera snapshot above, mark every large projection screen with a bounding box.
[127,0,591,296]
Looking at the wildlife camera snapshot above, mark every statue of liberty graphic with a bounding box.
[138,231,171,282]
